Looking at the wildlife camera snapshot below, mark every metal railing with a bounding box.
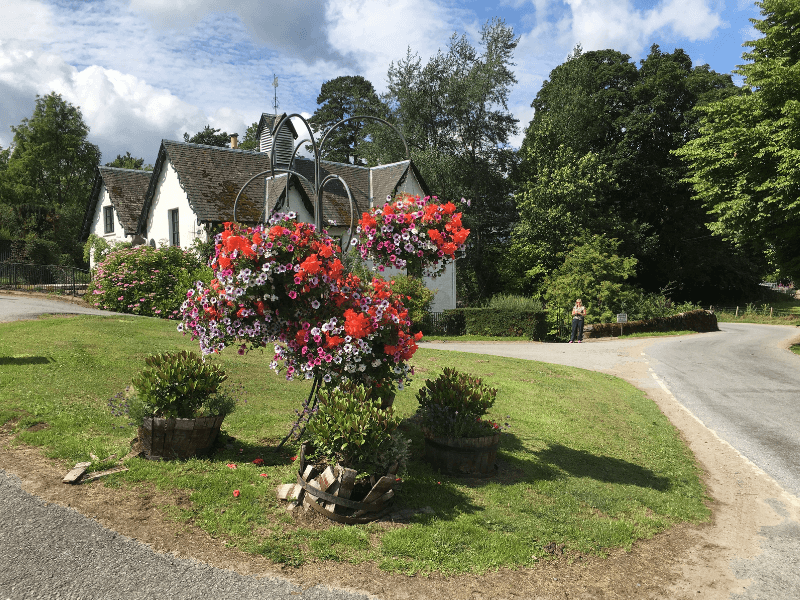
[0,263,91,296]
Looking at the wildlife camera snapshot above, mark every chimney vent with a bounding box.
[230,134,239,149]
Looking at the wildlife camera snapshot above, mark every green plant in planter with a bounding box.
[305,384,409,475]
[416,367,503,438]
[128,350,236,424]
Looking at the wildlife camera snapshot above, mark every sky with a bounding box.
[0,0,764,166]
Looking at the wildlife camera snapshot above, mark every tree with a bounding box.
[1,93,101,265]
[514,45,757,302]
[184,125,234,147]
[676,0,800,281]
[381,18,521,303]
[106,151,151,170]
[543,234,639,325]
[308,76,388,165]
[238,122,260,151]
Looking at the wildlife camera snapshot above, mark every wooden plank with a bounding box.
[336,467,357,500]
[80,466,128,483]
[361,476,395,504]
[315,466,336,492]
[276,483,302,501]
[62,462,91,484]
[352,490,394,518]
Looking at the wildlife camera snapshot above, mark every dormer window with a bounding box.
[103,206,114,234]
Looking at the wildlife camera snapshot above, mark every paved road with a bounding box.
[646,324,800,499]
[0,293,132,322]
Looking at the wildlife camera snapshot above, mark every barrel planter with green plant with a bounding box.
[416,368,505,477]
[126,350,237,460]
[277,384,410,523]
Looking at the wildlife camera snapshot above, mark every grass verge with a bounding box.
[0,315,710,574]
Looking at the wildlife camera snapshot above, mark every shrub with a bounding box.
[389,274,434,332]
[128,350,234,422]
[87,244,211,318]
[486,294,543,312]
[416,368,502,438]
[305,384,404,474]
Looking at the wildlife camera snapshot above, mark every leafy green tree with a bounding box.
[105,151,151,170]
[238,121,260,151]
[515,45,756,302]
[309,76,388,165]
[543,234,638,325]
[1,92,101,265]
[676,0,800,281]
[381,18,520,303]
[184,125,234,147]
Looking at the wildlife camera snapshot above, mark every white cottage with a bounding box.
[81,166,150,268]
[85,113,458,310]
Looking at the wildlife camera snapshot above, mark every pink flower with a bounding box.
[226,463,237,469]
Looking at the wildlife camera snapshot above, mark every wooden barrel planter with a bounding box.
[276,442,399,524]
[423,432,500,477]
[138,415,225,460]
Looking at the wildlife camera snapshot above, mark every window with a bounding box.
[103,206,114,234]
[169,209,180,247]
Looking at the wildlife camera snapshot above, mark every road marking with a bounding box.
[648,368,800,510]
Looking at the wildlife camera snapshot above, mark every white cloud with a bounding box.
[563,0,723,56]
[129,0,335,62]
[324,0,477,91]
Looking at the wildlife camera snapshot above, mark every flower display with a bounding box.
[354,194,470,277]
[179,213,422,391]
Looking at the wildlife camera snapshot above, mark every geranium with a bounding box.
[179,213,421,391]
[354,194,470,277]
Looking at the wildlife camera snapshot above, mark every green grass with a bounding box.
[791,345,800,356]
[0,315,711,574]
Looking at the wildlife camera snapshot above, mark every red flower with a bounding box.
[226,463,237,469]
[233,489,240,498]
[252,458,264,466]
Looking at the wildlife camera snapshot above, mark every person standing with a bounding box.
[569,299,586,343]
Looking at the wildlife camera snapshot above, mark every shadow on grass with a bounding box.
[0,355,53,365]
[535,443,670,490]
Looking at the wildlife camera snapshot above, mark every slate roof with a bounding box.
[139,140,428,233]
[139,140,295,231]
[81,166,151,240]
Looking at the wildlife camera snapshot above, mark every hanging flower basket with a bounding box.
[354,194,470,277]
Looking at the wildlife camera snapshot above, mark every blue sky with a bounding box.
[0,0,763,165]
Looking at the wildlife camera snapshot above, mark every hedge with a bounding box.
[585,309,718,339]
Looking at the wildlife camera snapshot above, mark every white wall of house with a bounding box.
[376,260,457,312]
[143,159,206,248]
[88,183,132,269]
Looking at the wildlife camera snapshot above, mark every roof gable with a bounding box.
[81,166,151,240]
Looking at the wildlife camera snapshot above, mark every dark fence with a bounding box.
[0,263,91,296]
[421,311,463,336]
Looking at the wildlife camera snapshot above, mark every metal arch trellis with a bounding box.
[229,113,410,448]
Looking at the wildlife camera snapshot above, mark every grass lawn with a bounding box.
[0,315,710,574]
